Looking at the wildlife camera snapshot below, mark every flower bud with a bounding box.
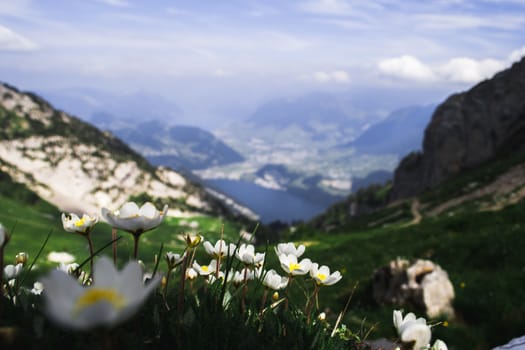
[16,252,29,266]
[272,291,279,301]
[184,233,202,248]
[318,312,326,321]
[165,251,185,270]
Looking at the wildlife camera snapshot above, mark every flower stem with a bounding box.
[241,267,249,313]
[178,250,189,314]
[86,234,95,277]
[0,247,4,296]
[305,284,320,324]
[112,228,117,265]
[133,234,140,260]
[260,288,268,314]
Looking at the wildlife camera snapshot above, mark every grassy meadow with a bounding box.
[1,162,524,349]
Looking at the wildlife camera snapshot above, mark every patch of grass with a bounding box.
[291,199,525,349]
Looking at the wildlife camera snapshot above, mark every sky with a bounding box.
[1,0,525,125]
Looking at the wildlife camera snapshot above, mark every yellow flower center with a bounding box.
[317,273,327,281]
[74,217,86,227]
[75,288,125,313]
[201,265,209,272]
[289,263,301,272]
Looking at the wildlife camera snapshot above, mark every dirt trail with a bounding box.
[404,198,422,226]
[426,164,525,216]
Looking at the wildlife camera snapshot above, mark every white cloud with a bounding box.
[212,69,232,77]
[378,55,437,82]
[312,70,350,83]
[438,57,505,83]
[94,0,129,7]
[508,45,525,63]
[0,25,37,51]
[300,0,352,15]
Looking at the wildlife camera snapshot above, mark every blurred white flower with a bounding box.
[31,281,44,295]
[4,263,23,280]
[185,267,198,280]
[235,244,265,266]
[192,260,217,276]
[275,242,305,258]
[42,257,159,330]
[279,254,312,276]
[203,240,236,259]
[431,339,448,350]
[310,263,342,286]
[393,310,431,350]
[400,322,431,350]
[61,213,98,234]
[262,269,288,290]
[101,202,167,235]
[48,251,76,264]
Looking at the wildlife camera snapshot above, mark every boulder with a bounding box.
[372,258,455,319]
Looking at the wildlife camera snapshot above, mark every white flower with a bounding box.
[393,310,431,350]
[165,251,186,269]
[192,259,217,276]
[235,244,265,266]
[275,242,305,258]
[48,251,76,264]
[61,213,98,234]
[400,322,431,350]
[310,263,342,286]
[41,256,159,330]
[279,254,312,276]
[262,269,288,290]
[185,267,198,280]
[431,339,448,350]
[203,240,236,258]
[31,281,44,295]
[101,202,168,235]
[4,263,23,280]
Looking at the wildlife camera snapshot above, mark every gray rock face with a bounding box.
[372,259,455,319]
[390,57,525,200]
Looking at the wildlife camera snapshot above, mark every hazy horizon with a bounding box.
[1,0,525,127]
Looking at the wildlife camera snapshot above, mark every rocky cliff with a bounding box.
[390,57,525,199]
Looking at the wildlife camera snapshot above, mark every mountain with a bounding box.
[346,105,435,155]
[112,122,245,171]
[41,87,184,125]
[390,57,525,200]
[0,82,256,220]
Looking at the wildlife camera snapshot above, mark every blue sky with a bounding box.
[1,0,524,124]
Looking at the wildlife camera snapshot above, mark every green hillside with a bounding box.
[1,151,524,349]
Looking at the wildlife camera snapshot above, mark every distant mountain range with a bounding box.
[112,121,245,170]
[0,82,256,220]
[346,105,436,155]
[41,88,245,172]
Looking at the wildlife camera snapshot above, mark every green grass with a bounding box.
[2,174,525,349]
[289,200,525,349]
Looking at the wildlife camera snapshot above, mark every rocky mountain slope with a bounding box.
[391,57,525,199]
[0,82,256,220]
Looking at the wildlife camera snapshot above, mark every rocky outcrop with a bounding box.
[391,57,525,200]
[372,258,455,319]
